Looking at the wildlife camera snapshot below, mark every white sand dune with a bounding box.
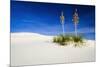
[11,33,95,66]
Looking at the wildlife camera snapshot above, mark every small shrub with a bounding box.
[53,34,71,46]
[53,34,85,47]
[71,36,84,47]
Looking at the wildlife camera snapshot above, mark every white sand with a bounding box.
[11,33,95,66]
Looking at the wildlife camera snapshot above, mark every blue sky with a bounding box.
[11,1,95,40]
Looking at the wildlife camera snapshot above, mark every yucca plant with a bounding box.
[72,35,84,47]
[53,34,71,46]
[53,34,85,47]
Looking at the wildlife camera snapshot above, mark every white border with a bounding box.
[0,0,10,67]
[18,0,95,5]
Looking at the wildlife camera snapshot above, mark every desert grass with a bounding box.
[53,34,85,47]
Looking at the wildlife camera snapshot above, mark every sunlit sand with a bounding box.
[11,33,95,66]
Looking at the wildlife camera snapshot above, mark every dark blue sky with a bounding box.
[11,1,95,39]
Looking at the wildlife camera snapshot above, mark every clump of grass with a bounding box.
[53,34,85,47]
[53,34,71,46]
[72,35,84,47]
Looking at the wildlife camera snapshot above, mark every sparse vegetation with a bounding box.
[53,34,71,46]
[53,34,85,47]
[72,35,84,47]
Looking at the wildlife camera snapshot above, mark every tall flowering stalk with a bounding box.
[72,9,79,36]
[60,11,65,35]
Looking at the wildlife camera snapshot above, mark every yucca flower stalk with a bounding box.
[60,11,65,35]
[72,9,79,36]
